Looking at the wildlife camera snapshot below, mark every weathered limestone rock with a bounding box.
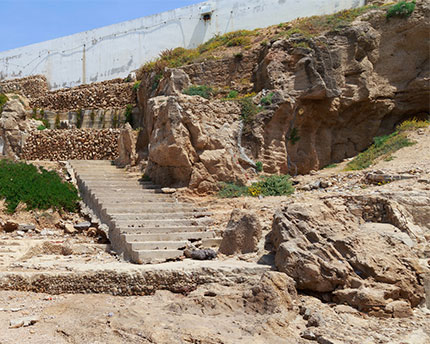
[219,209,262,255]
[269,192,428,314]
[247,271,297,313]
[0,98,42,159]
[115,123,138,167]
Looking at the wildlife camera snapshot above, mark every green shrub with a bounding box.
[55,114,61,129]
[125,104,133,127]
[240,97,261,123]
[42,118,50,129]
[218,182,249,198]
[183,85,213,99]
[37,124,46,131]
[255,161,263,173]
[90,111,95,126]
[112,113,119,128]
[0,93,8,113]
[287,128,300,145]
[260,92,274,106]
[152,73,163,91]
[0,160,80,213]
[387,1,416,19]
[76,109,83,129]
[250,175,295,197]
[346,132,413,170]
[132,80,141,91]
[227,90,239,99]
[219,175,294,198]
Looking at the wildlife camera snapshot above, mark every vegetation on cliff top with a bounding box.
[345,119,429,171]
[137,3,394,78]
[0,160,80,213]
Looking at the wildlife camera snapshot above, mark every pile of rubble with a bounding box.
[21,129,120,161]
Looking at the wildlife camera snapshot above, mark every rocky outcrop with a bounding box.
[0,98,42,159]
[219,209,262,255]
[21,129,120,161]
[268,191,429,316]
[136,1,429,189]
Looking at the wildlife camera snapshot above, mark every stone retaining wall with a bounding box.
[30,78,135,112]
[21,129,120,161]
[0,75,49,99]
[1,75,136,112]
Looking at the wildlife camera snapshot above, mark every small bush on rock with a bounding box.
[219,175,294,198]
[0,93,8,113]
[0,160,80,213]
[387,1,416,19]
[183,85,213,99]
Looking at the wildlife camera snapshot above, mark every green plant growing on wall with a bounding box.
[183,85,214,99]
[54,114,61,129]
[112,113,119,128]
[37,124,46,131]
[239,97,261,123]
[0,93,8,113]
[386,1,416,19]
[125,105,133,127]
[76,109,83,129]
[255,161,263,173]
[260,92,274,106]
[226,90,239,99]
[152,73,163,91]
[90,111,95,126]
[132,80,141,91]
[32,108,38,119]
[287,127,300,145]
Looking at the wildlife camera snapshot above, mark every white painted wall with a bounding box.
[0,0,365,89]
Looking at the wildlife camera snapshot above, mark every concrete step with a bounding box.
[115,218,212,228]
[124,231,215,242]
[119,226,207,235]
[111,212,212,220]
[70,159,215,265]
[104,206,203,214]
[129,241,188,251]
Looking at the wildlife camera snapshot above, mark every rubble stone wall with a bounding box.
[21,129,120,161]
[0,75,49,99]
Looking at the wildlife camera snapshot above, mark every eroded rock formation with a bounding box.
[136,1,429,191]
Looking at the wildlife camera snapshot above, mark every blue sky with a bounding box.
[0,0,203,51]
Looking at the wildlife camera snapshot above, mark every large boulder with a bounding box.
[218,209,262,255]
[269,192,429,315]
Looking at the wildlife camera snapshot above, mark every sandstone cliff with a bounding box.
[135,1,429,192]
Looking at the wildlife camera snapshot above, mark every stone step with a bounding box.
[115,218,212,228]
[111,212,212,220]
[119,226,207,235]
[123,231,215,242]
[70,159,215,265]
[83,182,160,189]
[129,241,188,251]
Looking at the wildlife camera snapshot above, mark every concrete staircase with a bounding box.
[69,160,217,264]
